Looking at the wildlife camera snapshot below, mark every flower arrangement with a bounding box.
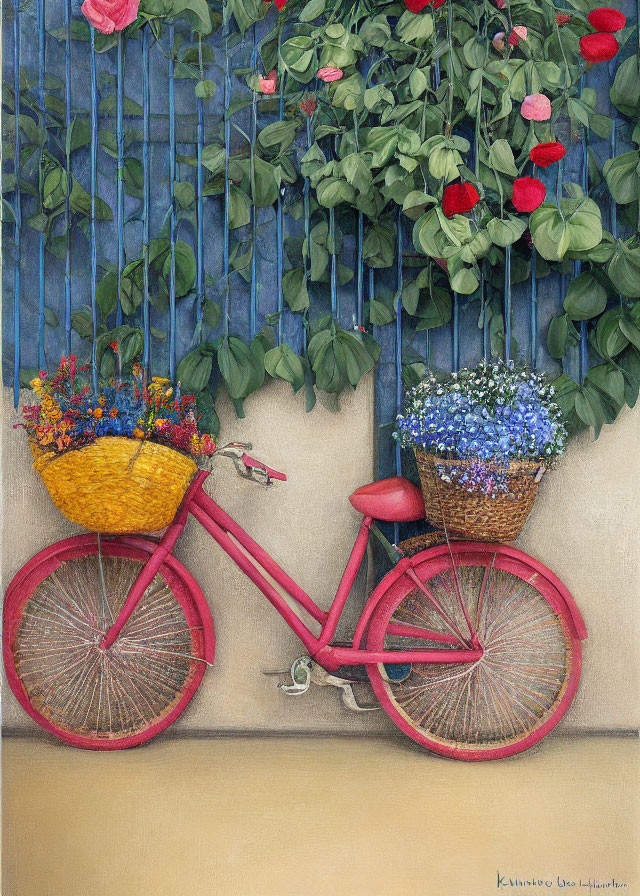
[20,356,216,461]
[395,361,567,496]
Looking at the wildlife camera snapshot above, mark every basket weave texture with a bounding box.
[31,436,197,534]
[414,449,543,542]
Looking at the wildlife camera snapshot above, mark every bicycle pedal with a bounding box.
[278,655,313,696]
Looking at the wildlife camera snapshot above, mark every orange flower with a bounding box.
[109,407,118,418]
[93,408,103,419]
[98,396,107,406]
[133,427,145,439]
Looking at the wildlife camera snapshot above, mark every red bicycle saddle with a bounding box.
[349,477,424,522]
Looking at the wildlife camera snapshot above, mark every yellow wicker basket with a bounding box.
[31,437,197,534]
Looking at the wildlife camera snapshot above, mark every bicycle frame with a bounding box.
[101,471,483,672]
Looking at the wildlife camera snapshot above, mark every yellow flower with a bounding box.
[30,378,43,395]
[133,428,145,439]
[154,418,166,428]
[93,408,103,419]
[98,396,107,407]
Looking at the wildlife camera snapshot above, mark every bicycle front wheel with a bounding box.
[3,536,214,750]
[366,544,582,760]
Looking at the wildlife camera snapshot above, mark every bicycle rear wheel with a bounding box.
[366,544,582,760]
[3,536,214,750]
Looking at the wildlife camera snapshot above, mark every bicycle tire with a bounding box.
[3,535,214,750]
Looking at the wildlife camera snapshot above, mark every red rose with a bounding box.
[404,0,444,10]
[587,7,626,31]
[274,0,288,8]
[580,32,619,62]
[442,183,480,218]
[529,141,567,167]
[512,177,547,213]
[555,12,571,25]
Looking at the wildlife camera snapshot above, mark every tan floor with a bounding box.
[2,734,639,896]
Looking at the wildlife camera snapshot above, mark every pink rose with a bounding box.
[492,31,506,51]
[495,0,506,8]
[508,26,527,46]
[259,70,278,94]
[317,67,344,83]
[81,0,139,33]
[521,93,552,121]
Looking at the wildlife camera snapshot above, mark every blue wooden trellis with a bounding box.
[1,0,636,496]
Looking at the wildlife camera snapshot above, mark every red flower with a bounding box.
[442,183,480,218]
[317,66,343,82]
[258,70,277,94]
[512,177,547,213]
[555,12,571,25]
[529,141,567,167]
[580,32,619,62]
[110,340,119,352]
[508,26,527,45]
[404,0,445,10]
[274,0,288,7]
[300,97,316,116]
[587,7,626,31]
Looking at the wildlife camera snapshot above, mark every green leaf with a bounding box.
[174,180,196,209]
[123,158,143,200]
[610,55,640,119]
[603,151,640,205]
[487,215,527,248]
[488,140,519,177]
[563,271,608,320]
[395,9,434,46]
[316,177,356,209]
[170,0,212,33]
[202,299,221,330]
[608,242,640,298]
[97,271,118,317]
[177,345,214,393]
[218,335,262,400]
[363,224,395,269]
[299,0,326,22]
[595,309,629,360]
[195,80,216,99]
[162,241,196,297]
[332,73,365,113]
[71,309,94,339]
[264,344,306,392]
[282,267,309,312]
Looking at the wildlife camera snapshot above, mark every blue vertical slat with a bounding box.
[329,137,338,320]
[530,248,538,368]
[394,216,403,544]
[168,25,177,379]
[452,292,460,371]
[90,29,99,392]
[276,67,285,344]
[504,246,512,361]
[223,30,231,334]
[12,0,22,406]
[142,26,151,370]
[196,93,205,329]
[354,115,364,328]
[115,34,125,326]
[249,37,258,338]
[481,273,489,361]
[37,0,46,369]
[64,0,72,354]
[302,113,313,353]
[578,73,588,384]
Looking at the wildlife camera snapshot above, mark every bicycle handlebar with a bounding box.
[215,443,287,486]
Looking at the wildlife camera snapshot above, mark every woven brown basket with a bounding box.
[31,436,197,534]
[414,449,544,542]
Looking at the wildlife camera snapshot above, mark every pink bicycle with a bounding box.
[3,444,587,760]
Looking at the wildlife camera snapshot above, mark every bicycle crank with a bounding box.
[271,656,380,712]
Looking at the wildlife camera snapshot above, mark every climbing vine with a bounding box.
[3,0,639,437]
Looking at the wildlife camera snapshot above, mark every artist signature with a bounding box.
[497,873,629,891]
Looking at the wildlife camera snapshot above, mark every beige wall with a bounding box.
[1,379,638,735]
